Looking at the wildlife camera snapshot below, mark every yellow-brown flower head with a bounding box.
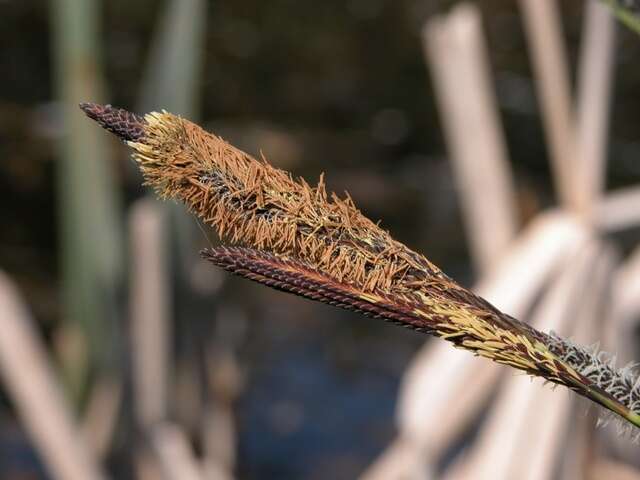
[80,103,640,434]
[92,104,445,297]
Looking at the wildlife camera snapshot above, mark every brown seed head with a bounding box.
[122,109,447,297]
[81,103,640,432]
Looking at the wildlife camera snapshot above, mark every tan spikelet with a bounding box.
[127,110,448,299]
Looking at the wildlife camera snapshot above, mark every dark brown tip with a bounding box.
[79,102,147,143]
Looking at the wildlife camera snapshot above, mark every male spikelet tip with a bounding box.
[80,102,640,436]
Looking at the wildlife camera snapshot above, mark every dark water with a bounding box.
[240,344,397,479]
[235,289,424,480]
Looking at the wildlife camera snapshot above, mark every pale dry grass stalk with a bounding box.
[129,198,171,428]
[81,373,122,460]
[576,0,615,212]
[518,0,579,210]
[80,103,640,434]
[422,3,517,274]
[150,422,203,480]
[0,271,105,480]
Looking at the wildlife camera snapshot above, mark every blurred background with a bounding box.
[2,0,640,479]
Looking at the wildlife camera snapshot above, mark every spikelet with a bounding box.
[80,103,640,434]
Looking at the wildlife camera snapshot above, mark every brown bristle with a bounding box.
[79,102,147,142]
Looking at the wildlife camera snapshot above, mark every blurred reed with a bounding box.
[0,271,104,480]
[51,0,124,401]
[138,0,206,118]
[137,0,207,272]
[423,3,518,274]
[518,0,578,210]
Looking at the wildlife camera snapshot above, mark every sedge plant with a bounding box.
[80,102,640,437]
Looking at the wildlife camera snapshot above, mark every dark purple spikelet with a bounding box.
[201,246,432,332]
[79,103,147,143]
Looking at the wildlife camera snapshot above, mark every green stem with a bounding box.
[603,0,640,35]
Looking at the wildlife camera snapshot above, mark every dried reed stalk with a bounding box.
[518,0,578,210]
[80,103,640,434]
[0,271,105,480]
